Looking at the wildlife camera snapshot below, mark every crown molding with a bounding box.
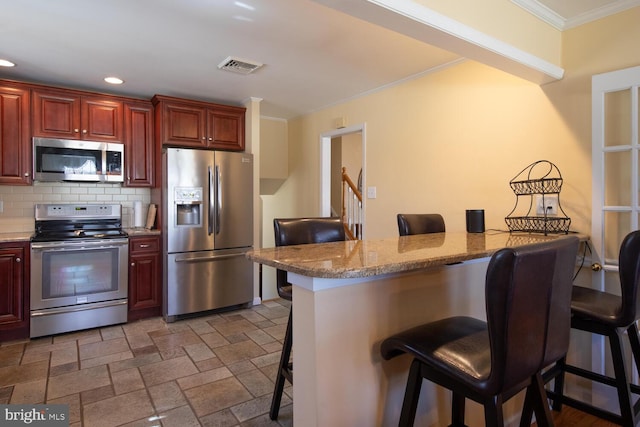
[365,0,564,83]
[512,0,640,30]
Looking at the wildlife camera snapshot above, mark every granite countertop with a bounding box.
[0,232,33,243]
[125,228,161,236]
[247,231,586,279]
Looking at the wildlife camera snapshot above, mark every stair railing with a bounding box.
[342,167,363,240]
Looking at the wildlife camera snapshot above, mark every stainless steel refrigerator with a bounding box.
[162,147,253,321]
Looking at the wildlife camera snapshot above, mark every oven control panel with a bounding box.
[35,204,122,220]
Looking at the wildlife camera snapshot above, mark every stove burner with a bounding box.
[32,203,127,243]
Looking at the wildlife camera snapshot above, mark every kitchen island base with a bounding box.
[290,259,521,426]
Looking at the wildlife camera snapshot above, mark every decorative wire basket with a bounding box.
[505,160,571,235]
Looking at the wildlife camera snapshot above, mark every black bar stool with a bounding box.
[269,217,346,420]
[543,230,640,427]
[380,236,579,426]
[397,213,445,236]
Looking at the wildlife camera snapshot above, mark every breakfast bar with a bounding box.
[247,231,584,426]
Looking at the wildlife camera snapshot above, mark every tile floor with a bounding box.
[0,299,293,426]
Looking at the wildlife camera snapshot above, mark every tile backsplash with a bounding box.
[0,182,151,233]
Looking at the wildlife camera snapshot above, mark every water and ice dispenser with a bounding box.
[174,187,203,227]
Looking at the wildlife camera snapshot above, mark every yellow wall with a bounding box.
[259,6,640,251]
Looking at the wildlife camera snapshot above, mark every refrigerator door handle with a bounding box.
[174,252,246,263]
[208,166,214,235]
[215,164,221,235]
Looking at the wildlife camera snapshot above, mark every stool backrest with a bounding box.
[618,230,640,325]
[273,217,346,294]
[485,236,579,395]
[397,213,445,236]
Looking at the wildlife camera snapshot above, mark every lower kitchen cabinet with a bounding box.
[128,235,162,320]
[0,242,29,342]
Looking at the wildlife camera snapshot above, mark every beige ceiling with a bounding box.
[0,0,636,119]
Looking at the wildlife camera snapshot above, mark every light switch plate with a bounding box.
[367,187,377,199]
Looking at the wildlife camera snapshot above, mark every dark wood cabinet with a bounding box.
[0,82,31,185]
[32,87,124,142]
[124,101,154,187]
[207,107,245,151]
[0,242,29,341]
[152,95,245,151]
[128,235,161,320]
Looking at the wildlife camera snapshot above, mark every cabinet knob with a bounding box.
[208,137,213,141]
[131,262,135,266]
[24,172,29,177]
[82,129,87,134]
[16,258,21,263]
[74,129,79,133]
[202,136,206,140]
[140,244,150,248]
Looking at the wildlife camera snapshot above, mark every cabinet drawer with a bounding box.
[129,237,160,254]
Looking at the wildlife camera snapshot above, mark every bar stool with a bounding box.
[397,213,445,236]
[543,230,640,426]
[380,236,579,426]
[269,217,346,420]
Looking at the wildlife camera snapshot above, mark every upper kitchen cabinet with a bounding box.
[0,82,31,185]
[152,95,245,151]
[32,87,124,142]
[124,101,154,187]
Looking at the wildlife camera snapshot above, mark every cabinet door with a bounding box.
[128,236,161,320]
[0,84,31,185]
[0,243,29,341]
[124,101,154,187]
[32,88,81,139]
[207,107,245,151]
[163,102,207,147]
[82,96,123,142]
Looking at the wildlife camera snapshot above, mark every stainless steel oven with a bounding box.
[30,204,128,338]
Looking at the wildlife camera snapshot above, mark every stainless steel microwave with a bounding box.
[33,138,124,183]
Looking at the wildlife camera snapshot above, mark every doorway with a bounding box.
[319,123,367,238]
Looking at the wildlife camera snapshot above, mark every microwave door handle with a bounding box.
[208,166,214,236]
[216,165,221,235]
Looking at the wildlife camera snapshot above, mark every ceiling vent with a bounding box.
[217,56,263,75]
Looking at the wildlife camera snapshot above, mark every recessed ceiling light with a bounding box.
[104,76,124,85]
[0,59,16,67]
[234,2,255,11]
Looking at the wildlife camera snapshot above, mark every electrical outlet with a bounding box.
[367,187,377,199]
[535,195,558,215]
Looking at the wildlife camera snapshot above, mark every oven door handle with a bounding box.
[31,239,129,251]
[31,299,128,317]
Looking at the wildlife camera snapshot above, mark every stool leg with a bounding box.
[551,357,566,411]
[270,309,293,420]
[451,392,466,426]
[627,323,640,375]
[520,373,553,427]
[609,328,636,427]
[484,395,505,427]
[399,359,423,427]
[520,379,535,427]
